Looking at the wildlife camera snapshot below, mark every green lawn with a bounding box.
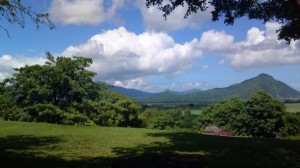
[0,120,299,168]
[191,109,202,115]
[286,103,300,113]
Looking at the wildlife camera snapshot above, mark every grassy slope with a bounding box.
[0,120,300,168]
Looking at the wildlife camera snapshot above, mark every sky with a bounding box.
[1,0,300,93]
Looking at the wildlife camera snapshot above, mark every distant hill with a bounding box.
[108,86,155,99]
[140,74,300,102]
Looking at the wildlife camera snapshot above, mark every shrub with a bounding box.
[64,113,90,125]
[26,104,65,124]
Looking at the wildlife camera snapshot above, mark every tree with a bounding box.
[96,91,142,127]
[197,98,249,135]
[0,53,144,127]
[146,0,300,43]
[246,91,285,137]
[0,0,55,37]
[4,52,101,109]
[0,52,107,124]
[197,91,299,138]
[138,108,195,130]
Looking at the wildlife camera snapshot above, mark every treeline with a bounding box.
[138,91,300,138]
[0,53,299,138]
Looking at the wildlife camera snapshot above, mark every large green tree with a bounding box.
[146,0,300,43]
[197,91,300,137]
[0,52,142,127]
[4,52,100,109]
[0,0,54,36]
[245,91,286,137]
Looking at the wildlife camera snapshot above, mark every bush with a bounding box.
[279,113,300,137]
[64,113,90,125]
[1,107,32,122]
[26,104,65,124]
[139,108,195,130]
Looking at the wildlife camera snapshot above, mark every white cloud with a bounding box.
[62,27,203,89]
[200,22,300,70]
[0,55,46,81]
[201,64,209,70]
[291,82,300,91]
[118,79,213,92]
[165,81,213,92]
[246,27,265,45]
[137,1,211,32]
[265,22,281,39]
[49,0,124,25]
[200,30,234,52]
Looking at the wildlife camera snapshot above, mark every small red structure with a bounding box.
[215,130,233,137]
[203,126,233,137]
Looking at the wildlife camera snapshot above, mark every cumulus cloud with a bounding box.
[137,1,211,32]
[62,27,203,89]
[165,81,213,92]
[114,79,213,93]
[0,55,46,81]
[49,0,124,25]
[200,30,234,52]
[200,22,300,70]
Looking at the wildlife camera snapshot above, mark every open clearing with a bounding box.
[0,120,299,168]
[286,103,300,113]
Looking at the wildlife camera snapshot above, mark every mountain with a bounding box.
[140,73,300,102]
[139,90,180,102]
[165,89,202,95]
[108,86,155,99]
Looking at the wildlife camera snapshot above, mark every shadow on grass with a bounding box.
[0,133,299,168]
[112,132,300,168]
[0,135,114,168]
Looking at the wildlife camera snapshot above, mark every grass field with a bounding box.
[191,109,202,115]
[0,120,300,168]
[286,103,300,113]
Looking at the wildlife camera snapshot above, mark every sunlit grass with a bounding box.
[0,120,299,168]
[286,103,300,113]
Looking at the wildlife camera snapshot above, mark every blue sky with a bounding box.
[1,0,300,92]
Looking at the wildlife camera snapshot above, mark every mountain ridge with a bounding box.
[108,73,300,102]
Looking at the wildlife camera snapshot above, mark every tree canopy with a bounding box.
[197,91,300,137]
[0,52,141,127]
[146,0,300,43]
[0,0,55,37]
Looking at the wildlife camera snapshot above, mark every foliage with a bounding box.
[95,91,142,127]
[197,91,300,137]
[197,98,249,135]
[0,52,142,127]
[245,91,286,137]
[0,0,55,37]
[25,104,65,124]
[146,0,300,43]
[139,108,196,130]
[4,52,101,108]
[279,113,300,137]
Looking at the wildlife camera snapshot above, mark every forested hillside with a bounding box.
[138,74,300,102]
